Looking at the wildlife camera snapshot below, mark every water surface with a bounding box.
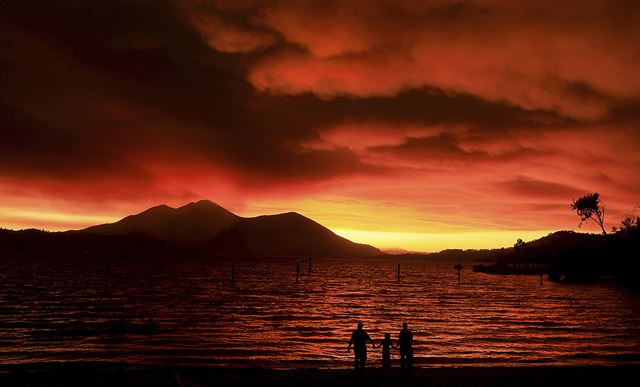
[1,256,639,368]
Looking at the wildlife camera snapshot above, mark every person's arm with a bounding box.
[348,334,353,351]
[367,333,376,348]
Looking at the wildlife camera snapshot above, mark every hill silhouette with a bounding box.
[453,229,639,285]
[205,212,378,257]
[76,200,379,258]
[81,200,239,245]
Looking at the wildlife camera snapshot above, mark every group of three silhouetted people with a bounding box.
[347,322,413,370]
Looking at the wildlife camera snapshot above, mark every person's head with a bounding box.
[385,333,390,339]
[357,322,364,330]
[403,322,408,330]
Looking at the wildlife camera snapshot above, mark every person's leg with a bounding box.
[354,354,359,370]
[361,351,367,369]
[355,350,364,370]
[407,349,413,369]
[400,351,405,369]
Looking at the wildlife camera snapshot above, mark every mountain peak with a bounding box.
[81,200,239,243]
[175,200,236,219]
[180,200,221,209]
[146,204,174,212]
[272,211,305,219]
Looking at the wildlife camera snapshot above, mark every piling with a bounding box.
[454,263,463,286]
[296,262,300,284]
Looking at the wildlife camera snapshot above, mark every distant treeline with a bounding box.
[543,228,640,285]
[394,221,640,287]
[438,224,639,286]
[0,228,193,260]
[390,248,511,262]
[428,248,511,262]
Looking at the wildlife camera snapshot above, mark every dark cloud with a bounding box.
[1,0,576,191]
[498,176,584,199]
[371,133,483,160]
[369,133,546,164]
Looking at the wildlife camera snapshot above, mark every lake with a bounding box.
[1,256,639,368]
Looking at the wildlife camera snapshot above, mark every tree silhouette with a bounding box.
[513,238,526,259]
[618,216,640,234]
[571,192,606,234]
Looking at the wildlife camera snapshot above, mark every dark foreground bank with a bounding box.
[1,363,639,387]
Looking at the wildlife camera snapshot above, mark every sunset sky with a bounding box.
[1,0,639,251]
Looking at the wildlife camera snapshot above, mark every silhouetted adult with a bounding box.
[398,322,413,370]
[348,322,376,370]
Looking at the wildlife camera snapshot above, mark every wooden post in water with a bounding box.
[454,263,463,286]
[296,262,300,284]
[231,262,236,286]
[397,263,401,281]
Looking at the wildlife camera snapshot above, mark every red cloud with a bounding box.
[184,0,640,120]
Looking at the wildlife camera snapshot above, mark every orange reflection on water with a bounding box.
[0,257,639,368]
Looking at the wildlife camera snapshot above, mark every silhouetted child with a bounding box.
[380,333,395,368]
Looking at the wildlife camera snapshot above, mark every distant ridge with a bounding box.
[77,200,380,258]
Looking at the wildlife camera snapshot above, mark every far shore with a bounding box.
[2,363,639,386]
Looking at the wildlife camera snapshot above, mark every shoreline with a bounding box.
[2,363,639,386]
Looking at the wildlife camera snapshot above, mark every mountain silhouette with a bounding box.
[81,200,239,245]
[78,200,380,258]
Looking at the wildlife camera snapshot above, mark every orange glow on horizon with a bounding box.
[0,193,607,253]
[1,203,555,252]
[1,208,117,231]
[332,229,554,252]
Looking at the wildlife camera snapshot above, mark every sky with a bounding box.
[1,0,639,252]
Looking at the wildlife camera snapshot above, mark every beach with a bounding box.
[2,364,639,386]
